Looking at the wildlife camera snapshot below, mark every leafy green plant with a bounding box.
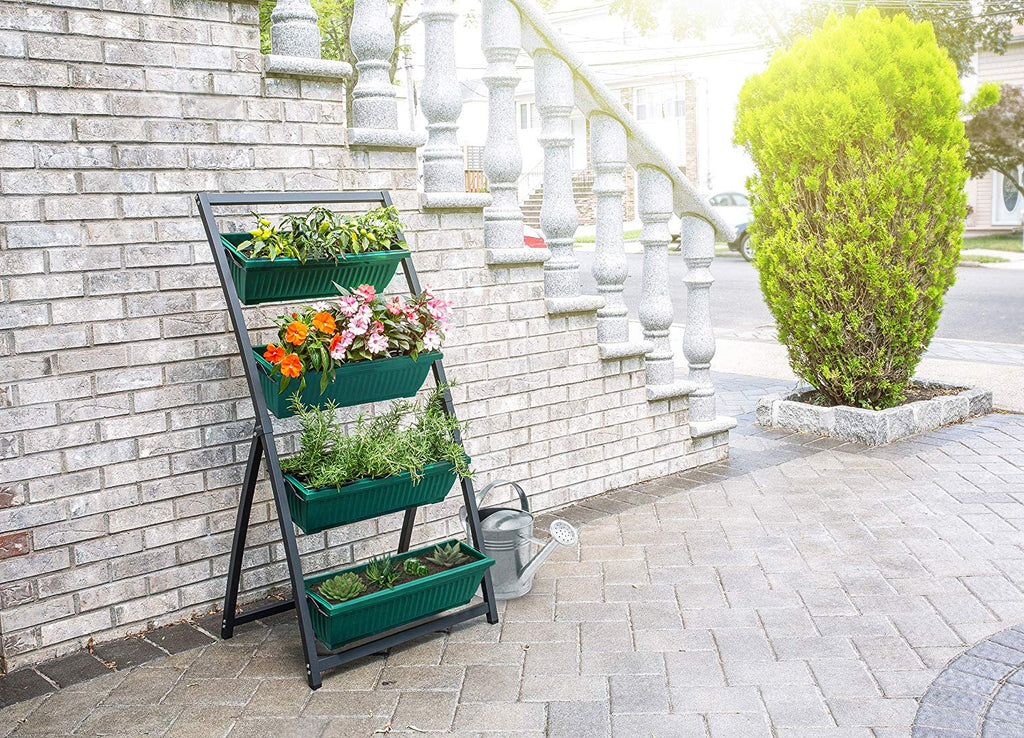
[403,557,429,577]
[365,554,401,589]
[426,542,469,569]
[734,9,967,409]
[236,205,406,263]
[280,385,471,488]
[318,572,366,602]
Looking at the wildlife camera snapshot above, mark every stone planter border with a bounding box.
[756,381,993,445]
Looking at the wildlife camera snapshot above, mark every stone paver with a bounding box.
[1,374,1023,736]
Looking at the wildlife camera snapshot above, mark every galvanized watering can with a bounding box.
[460,480,579,600]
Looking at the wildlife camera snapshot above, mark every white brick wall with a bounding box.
[0,0,728,669]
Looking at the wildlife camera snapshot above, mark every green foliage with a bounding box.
[426,542,469,569]
[281,385,471,488]
[365,554,401,589]
[750,1,1024,76]
[967,81,1001,115]
[965,84,1024,198]
[734,9,967,409]
[318,572,366,601]
[237,206,406,262]
[403,557,429,577]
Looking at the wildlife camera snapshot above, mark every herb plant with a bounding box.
[280,385,471,489]
[426,542,470,569]
[236,205,406,263]
[318,572,366,602]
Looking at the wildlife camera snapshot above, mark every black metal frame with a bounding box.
[195,189,499,689]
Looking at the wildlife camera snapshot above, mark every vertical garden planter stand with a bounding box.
[197,190,499,690]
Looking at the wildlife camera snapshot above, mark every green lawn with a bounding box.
[575,229,642,244]
[961,254,1009,264]
[962,233,1023,253]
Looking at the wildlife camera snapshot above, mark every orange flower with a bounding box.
[312,311,336,334]
[329,333,341,353]
[280,353,302,378]
[263,344,285,364]
[285,321,309,346]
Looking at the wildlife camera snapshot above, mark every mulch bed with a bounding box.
[793,381,966,409]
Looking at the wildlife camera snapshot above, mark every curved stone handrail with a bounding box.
[513,0,734,243]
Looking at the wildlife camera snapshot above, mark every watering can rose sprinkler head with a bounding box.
[460,480,580,600]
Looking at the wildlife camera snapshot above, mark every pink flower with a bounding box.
[337,296,359,317]
[404,309,421,326]
[372,320,384,334]
[367,333,389,355]
[423,329,442,351]
[354,284,376,302]
[427,299,450,322]
[355,305,372,322]
[386,297,406,316]
[330,331,355,360]
[349,316,369,336]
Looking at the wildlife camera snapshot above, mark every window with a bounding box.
[634,83,686,122]
[518,102,538,129]
[992,167,1023,226]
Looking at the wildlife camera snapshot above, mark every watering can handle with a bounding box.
[475,479,529,513]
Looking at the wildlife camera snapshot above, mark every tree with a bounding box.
[751,1,1024,77]
[966,82,1024,247]
[606,0,1024,75]
[259,0,417,122]
[734,9,968,409]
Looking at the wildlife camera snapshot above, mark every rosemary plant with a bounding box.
[281,385,471,488]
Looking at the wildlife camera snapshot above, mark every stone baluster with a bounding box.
[265,0,353,80]
[536,49,601,313]
[419,0,490,209]
[271,0,321,58]
[350,0,398,129]
[480,0,536,263]
[681,215,720,424]
[421,0,462,192]
[348,0,423,147]
[637,166,682,393]
[590,112,633,351]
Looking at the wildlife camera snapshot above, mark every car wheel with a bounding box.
[739,233,755,262]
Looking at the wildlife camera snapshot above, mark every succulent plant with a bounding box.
[318,572,366,602]
[426,542,469,569]
[365,554,401,589]
[403,557,429,577]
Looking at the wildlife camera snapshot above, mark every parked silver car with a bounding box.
[669,191,755,262]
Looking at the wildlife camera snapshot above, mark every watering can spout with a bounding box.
[518,519,579,584]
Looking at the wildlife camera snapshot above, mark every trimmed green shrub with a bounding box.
[734,9,967,409]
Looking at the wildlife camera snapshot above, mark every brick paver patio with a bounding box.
[1,374,1023,737]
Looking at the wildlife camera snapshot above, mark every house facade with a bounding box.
[966,33,1024,235]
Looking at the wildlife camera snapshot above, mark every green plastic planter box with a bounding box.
[284,460,462,534]
[221,232,409,306]
[306,539,494,650]
[252,347,441,417]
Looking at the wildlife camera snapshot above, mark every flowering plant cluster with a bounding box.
[262,284,452,393]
